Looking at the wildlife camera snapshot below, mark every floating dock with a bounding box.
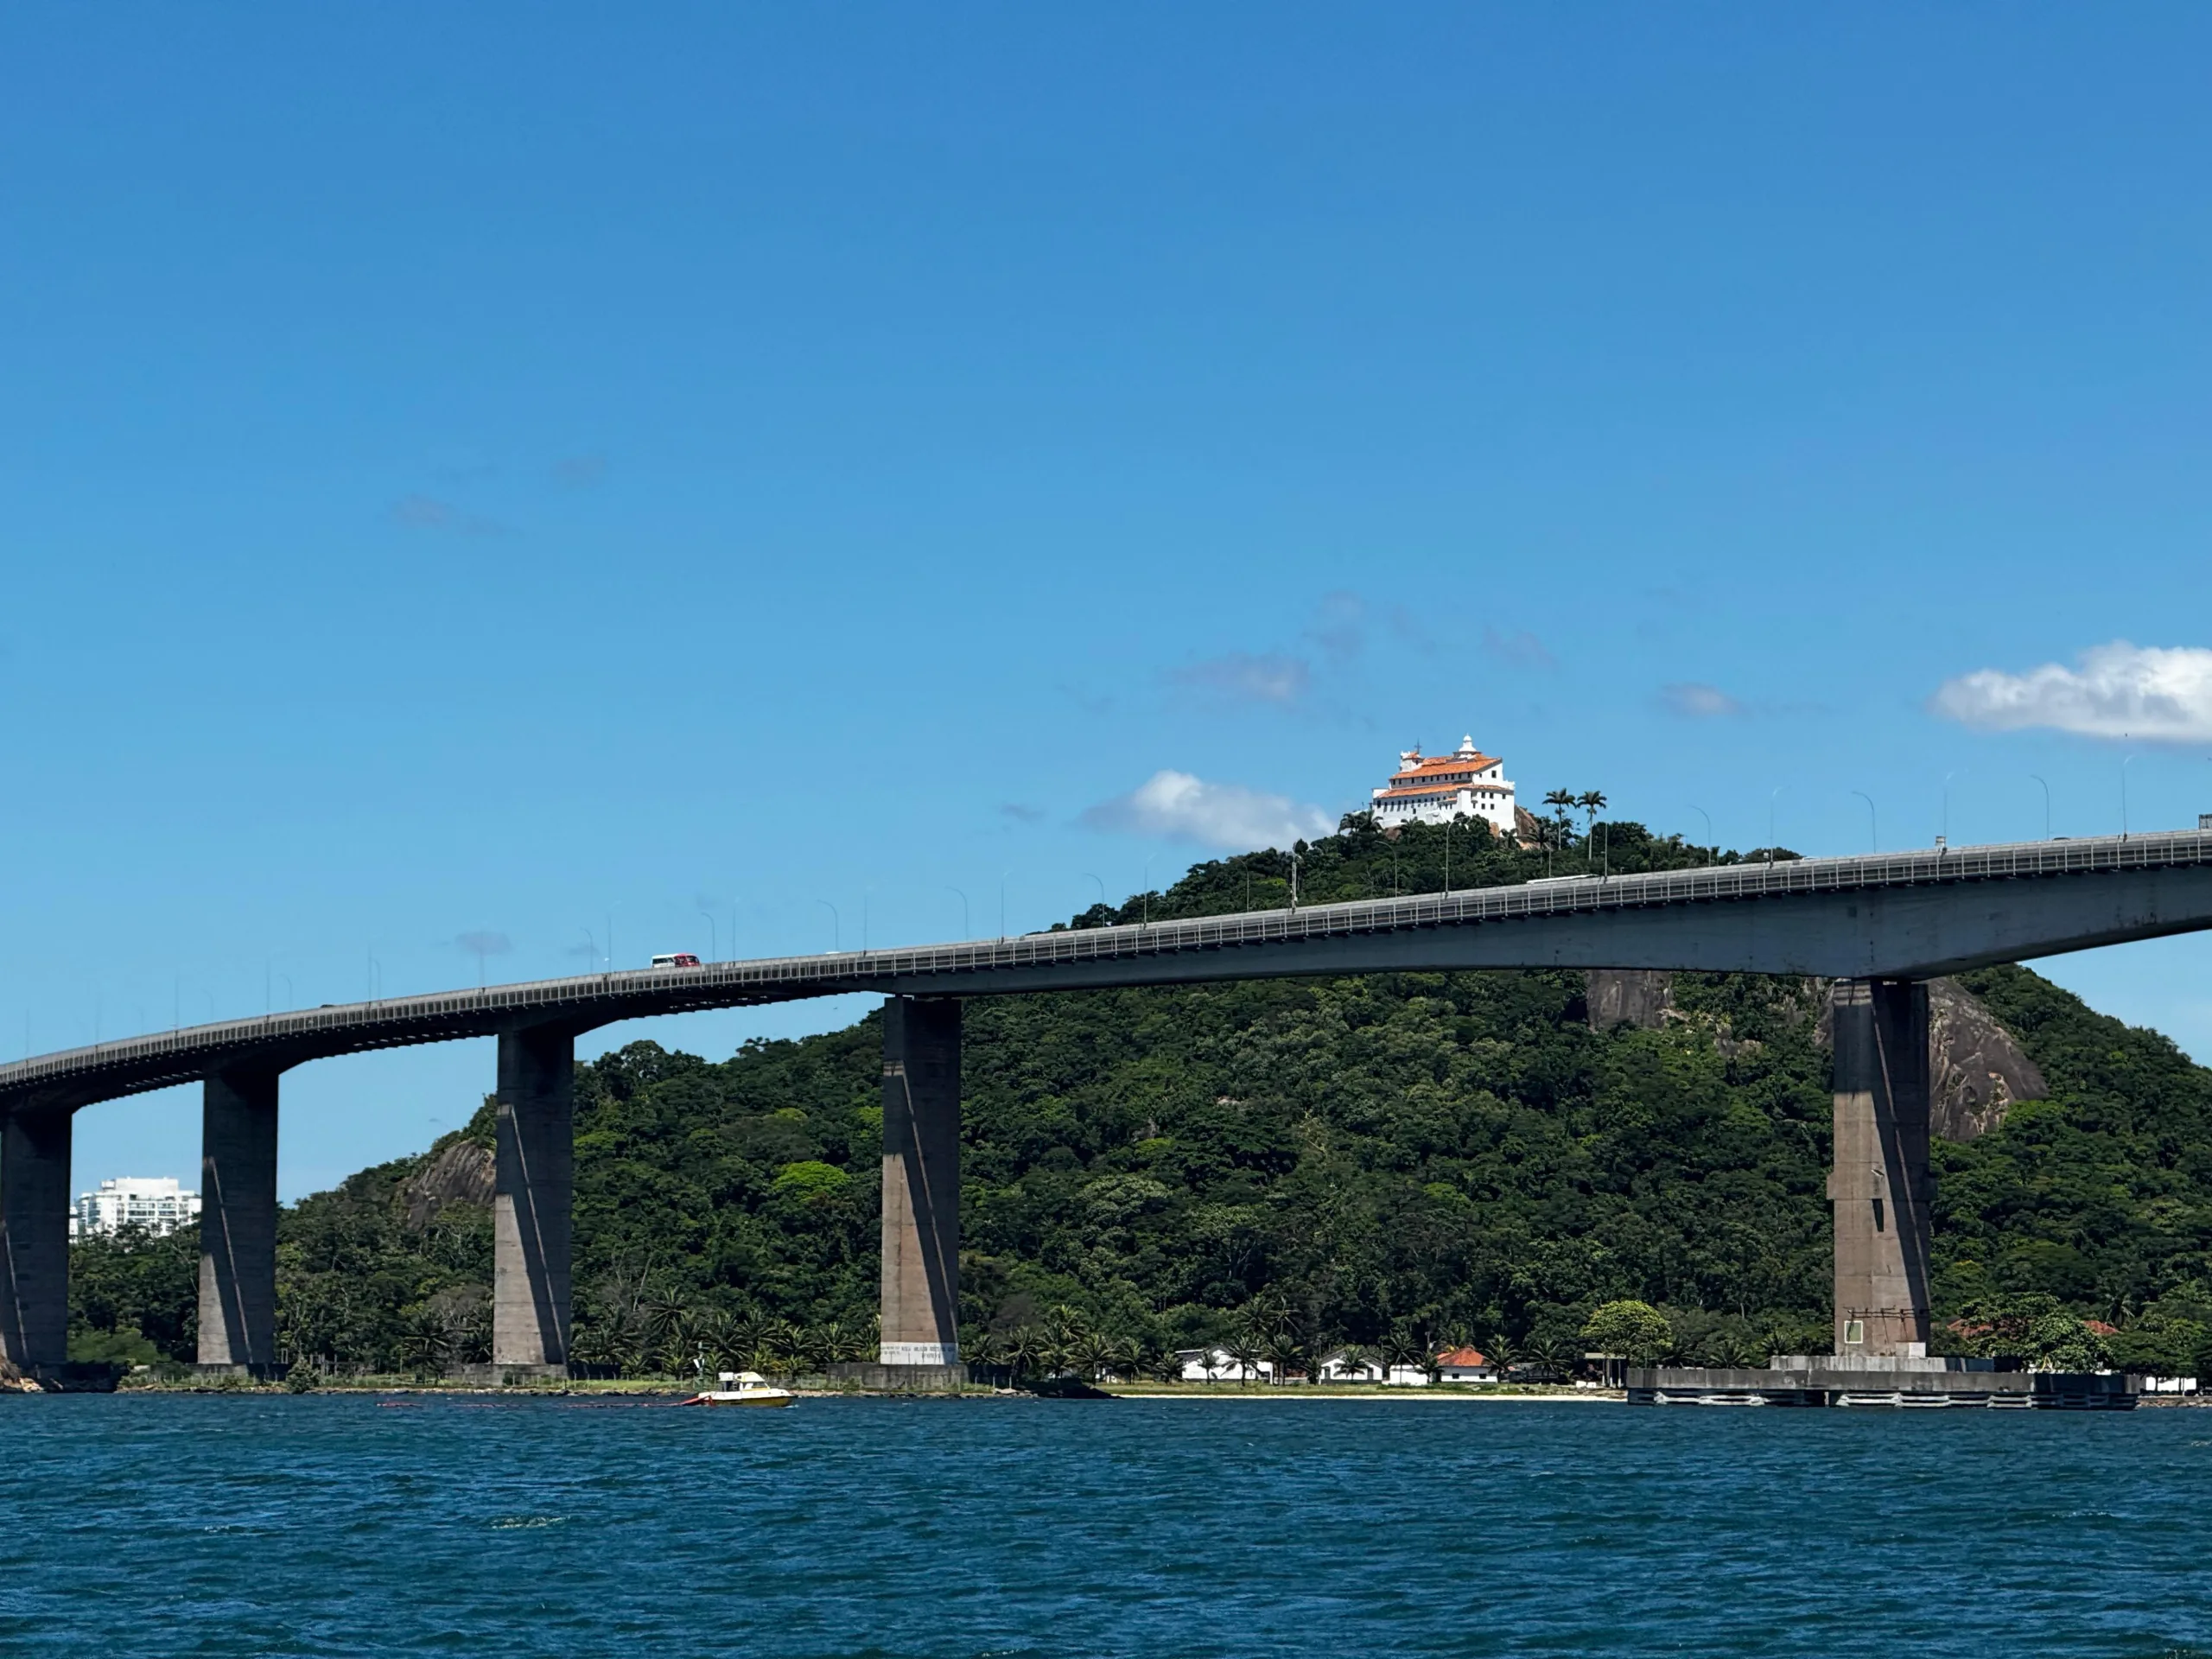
[1628,1355,2137,1409]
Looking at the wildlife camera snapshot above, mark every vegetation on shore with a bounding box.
[65,812,2212,1381]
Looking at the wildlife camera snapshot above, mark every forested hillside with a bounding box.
[65,812,2212,1378]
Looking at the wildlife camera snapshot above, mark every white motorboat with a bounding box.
[677,1370,796,1408]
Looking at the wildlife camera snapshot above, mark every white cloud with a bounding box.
[1084,770,1334,849]
[1931,642,2212,742]
[1659,682,1744,719]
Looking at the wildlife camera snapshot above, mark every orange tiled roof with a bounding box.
[1434,1346,1488,1368]
[1376,782,1507,799]
[1392,751,1498,782]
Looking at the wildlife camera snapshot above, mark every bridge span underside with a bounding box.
[3,830,2210,1382]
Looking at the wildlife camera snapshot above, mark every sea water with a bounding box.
[2,1393,2207,1656]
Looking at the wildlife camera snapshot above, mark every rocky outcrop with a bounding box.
[397,1139,495,1229]
[1586,970,2043,1143]
[1924,977,2046,1141]
[1585,969,1676,1031]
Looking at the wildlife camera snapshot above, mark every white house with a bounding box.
[72,1176,200,1240]
[1317,1351,1430,1386]
[1370,736,1517,836]
[1433,1345,1497,1383]
[1176,1347,1274,1382]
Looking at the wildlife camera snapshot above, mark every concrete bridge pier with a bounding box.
[493,1023,575,1375]
[1828,978,1933,1356]
[0,1105,72,1378]
[198,1069,282,1376]
[879,997,963,1379]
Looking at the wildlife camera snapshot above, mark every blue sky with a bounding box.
[8,4,2212,1198]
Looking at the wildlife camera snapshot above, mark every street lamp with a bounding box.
[697,906,718,963]
[2029,775,2051,840]
[945,887,969,940]
[816,899,841,953]
[2122,749,2137,838]
[1851,791,1877,854]
[1768,786,1786,865]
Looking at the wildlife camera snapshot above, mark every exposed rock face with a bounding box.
[1585,969,1675,1031]
[397,1139,495,1229]
[1585,970,2043,1142]
[1514,805,1546,849]
[1924,977,2047,1142]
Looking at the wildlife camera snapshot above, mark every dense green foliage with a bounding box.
[61,812,2212,1377]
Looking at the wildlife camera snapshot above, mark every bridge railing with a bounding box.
[6,827,2209,1104]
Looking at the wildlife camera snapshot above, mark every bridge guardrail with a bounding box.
[6,828,2209,1108]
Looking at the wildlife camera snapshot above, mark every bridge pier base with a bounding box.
[198,1070,281,1376]
[493,1025,574,1375]
[880,997,961,1376]
[1828,978,1932,1357]
[0,1106,72,1379]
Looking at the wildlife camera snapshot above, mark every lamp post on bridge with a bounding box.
[1852,791,1877,854]
[697,906,718,963]
[2030,775,2051,841]
[816,899,841,953]
[944,887,969,941]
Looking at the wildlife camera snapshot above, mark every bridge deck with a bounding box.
[6,829,2211,1114]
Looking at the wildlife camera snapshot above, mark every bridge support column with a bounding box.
[0,1105,72,1379]
[1828,978,1932,1357]
[494,1025,574,1375]
[198,1070,281,1376]
[880,997,961,1374]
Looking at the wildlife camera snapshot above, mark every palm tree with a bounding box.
[1224,1335,1262,1386]
[1484,1333,1518,1384]
[640,1291,692,1376]
[1576,791,1607,866]
[1541,789,1575,875]
[1378,1325,1427,1386]
[1526,1334,1576,1382]
[1001,1325,1038,1384]
[963,1329,1004,1384]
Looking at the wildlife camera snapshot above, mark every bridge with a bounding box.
[6,829,2212,1382]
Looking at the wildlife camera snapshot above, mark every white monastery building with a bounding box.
[71,1176,200,1241]
[1370,736,1516,835]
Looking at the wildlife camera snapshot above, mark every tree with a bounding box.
[1379,1326,1427,1385]
[1577,791,1608,865]
[1224,1335,1262,1386]
[1525,1333,1576,1382]
[1483,1333,1517,1382]
[1541,790,1576,874]
[1580,1300,1673,1363]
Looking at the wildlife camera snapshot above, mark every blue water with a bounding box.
[3,1394,2208,1656]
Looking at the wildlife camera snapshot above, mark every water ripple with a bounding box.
[0,1395,2207,1655]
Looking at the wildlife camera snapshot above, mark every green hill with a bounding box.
[65,813,2212,1377]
